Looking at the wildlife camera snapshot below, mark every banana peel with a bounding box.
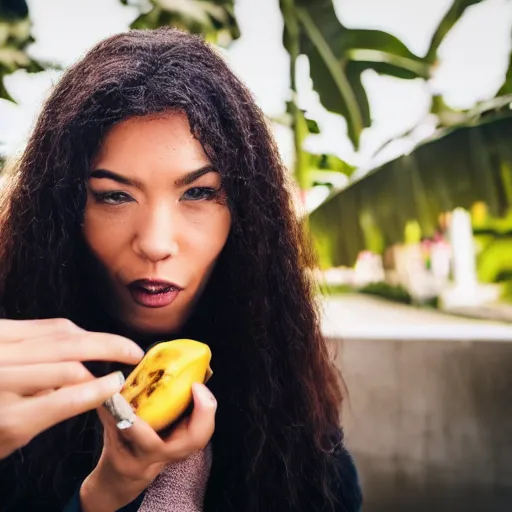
[120,339,212,432]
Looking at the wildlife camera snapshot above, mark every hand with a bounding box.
[0,318,144,459]
[80,383,217,512]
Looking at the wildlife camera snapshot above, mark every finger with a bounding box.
[15,371,126,438]
[0,318,81,344]
[0,391,19,406]
[98,403,163,457]
[101,393,137,430]
[99,399,164,455]
[163,383,216,459]
[0,362,93,395]
[96,405,138,454]
[33,389,55,397]
[0,331,144,367]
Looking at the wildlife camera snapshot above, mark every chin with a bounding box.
[129,319,181,338]
[109,292,197,340]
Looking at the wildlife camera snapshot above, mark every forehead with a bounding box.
[94,111,210,172]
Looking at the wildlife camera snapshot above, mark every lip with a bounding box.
[127,279,183,309]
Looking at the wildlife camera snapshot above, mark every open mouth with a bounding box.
[128,279,182,308]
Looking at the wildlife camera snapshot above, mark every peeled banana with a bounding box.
[120,338,212,432]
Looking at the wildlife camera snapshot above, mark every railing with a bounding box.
[323,294,512,512]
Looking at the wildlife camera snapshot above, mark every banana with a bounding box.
[120,339,212,431]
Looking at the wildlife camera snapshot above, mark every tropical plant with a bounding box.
[1,0,509,195]
[309,101,512,268]
[0,0,239,103]
[287,0,512,269]
[279,0,494,188]
[120,0,240,46]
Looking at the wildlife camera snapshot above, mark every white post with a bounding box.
[441,207,480,308]
[451,208,478,291]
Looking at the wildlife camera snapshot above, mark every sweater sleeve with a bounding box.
[63,485,145,512]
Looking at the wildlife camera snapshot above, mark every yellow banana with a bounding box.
[121,339,212,432]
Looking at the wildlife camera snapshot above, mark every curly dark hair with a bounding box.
[0,28,345,511]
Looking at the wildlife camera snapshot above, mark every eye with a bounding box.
[92,191,134,205]
[181,187,218,202]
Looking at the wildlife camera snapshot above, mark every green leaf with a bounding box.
[339,27,429,79]
[0,46,31,70]
[345,48,429,79]
[305,116,320,134]
[295,6,366,148]
[292,100,311,189]
[431,94,468,126]
[0,16,45,101]
[130,0,239,45]
[344,61,371,128]
[425,0,485,63]
[498,48,512,96]
[0,75,14,102]
[285,0,428,149]
[312,153,356,176]
[338,27,421,59]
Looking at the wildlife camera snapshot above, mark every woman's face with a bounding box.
[82,112,231,337]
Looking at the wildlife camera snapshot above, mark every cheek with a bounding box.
[185,207,231,273]
[82,204,128,268]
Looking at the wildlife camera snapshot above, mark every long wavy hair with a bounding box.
[0,28,345,511]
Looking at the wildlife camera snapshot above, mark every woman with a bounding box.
[0,28,362,512]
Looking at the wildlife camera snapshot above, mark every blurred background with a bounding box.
[1,0,512,510]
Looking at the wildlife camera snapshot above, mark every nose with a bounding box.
[132,203,179,262]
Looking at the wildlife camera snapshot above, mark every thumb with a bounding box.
[187,383,217,446]
[192,382,217,411]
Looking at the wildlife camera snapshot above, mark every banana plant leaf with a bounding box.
[281,0,431,149]
[281,0,487,150]
[424,0,485,63]
[309,112,512,268]
[498,49,512,96]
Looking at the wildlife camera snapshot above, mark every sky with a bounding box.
[0,0,511,171]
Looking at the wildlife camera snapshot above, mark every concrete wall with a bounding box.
[330,336,512,512]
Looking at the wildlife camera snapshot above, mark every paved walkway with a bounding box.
[320,294,512,342]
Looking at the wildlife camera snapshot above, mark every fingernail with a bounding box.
[116,371,126,388]
[131,345,145,360]
[193,383,217,408]
[103,371,125,394]
[103,392,137,430]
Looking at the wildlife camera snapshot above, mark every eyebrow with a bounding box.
[174,165,216,187]
[90,169,143,189]
[90,165,217,189]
